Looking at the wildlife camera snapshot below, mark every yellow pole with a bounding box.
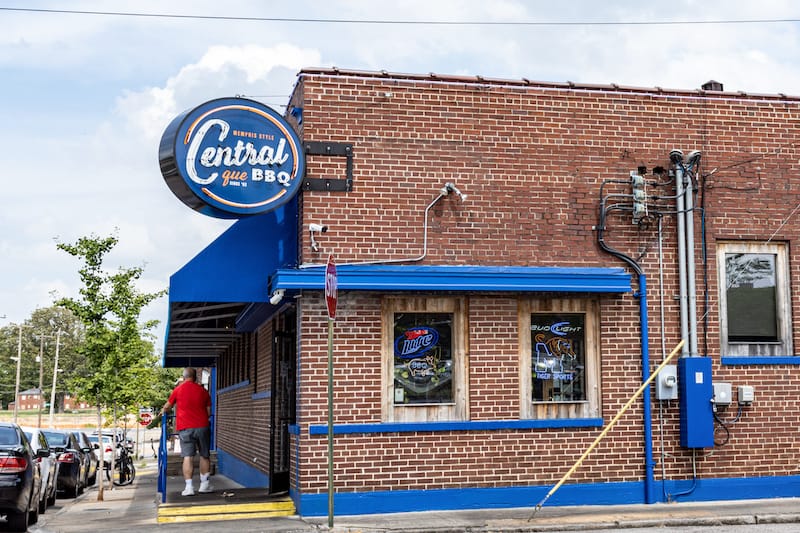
[529,339,685,519]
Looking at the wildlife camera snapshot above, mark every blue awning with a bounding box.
[271,264,632,294]
[163,200,297,367]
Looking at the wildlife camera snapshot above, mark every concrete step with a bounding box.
[158,494,295,524]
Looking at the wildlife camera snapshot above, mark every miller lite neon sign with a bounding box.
[159,97,305,218]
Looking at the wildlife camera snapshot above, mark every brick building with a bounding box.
[160,69,800,516]
[12,388,44,411]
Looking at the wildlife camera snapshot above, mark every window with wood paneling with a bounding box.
[717,241,792,356]
[381,296,468,422]
[519,298,601,420]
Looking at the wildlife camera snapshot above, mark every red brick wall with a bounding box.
[216,326,271,476]
[285,71,800,495]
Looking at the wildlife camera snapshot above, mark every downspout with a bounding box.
[596,204,657,504]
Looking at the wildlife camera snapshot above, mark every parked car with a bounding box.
[88,434,119,468]
[42,429,87,498]
[22,427,58,513]
[75,432,99,486]
[0,422,46,532]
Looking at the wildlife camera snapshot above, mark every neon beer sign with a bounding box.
[159,97,305,218]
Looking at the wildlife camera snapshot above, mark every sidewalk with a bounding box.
[36,460,800,532]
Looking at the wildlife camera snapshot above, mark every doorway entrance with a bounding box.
[269,309,296,494]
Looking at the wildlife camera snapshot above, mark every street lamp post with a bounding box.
[36,335,48,429]
[48,330,62,429]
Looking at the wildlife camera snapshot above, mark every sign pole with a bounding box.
[324,254,338,528]
[327,317,334,528]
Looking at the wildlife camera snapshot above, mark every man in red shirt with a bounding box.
[161,367,213,496]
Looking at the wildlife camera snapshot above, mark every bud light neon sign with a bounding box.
[159,97,305,219]
[395,327,440,359]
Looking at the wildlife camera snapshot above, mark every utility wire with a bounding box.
[1,7,800,26]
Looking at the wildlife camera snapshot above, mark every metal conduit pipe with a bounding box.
[684,151,702,357]
[298,182,465,270]
[670,150,690,357]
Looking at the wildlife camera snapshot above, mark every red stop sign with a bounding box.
[325,254,337,320]
[140,412,153,426]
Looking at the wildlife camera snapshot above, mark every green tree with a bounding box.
[56,234,165,499]
[0,307,83,411]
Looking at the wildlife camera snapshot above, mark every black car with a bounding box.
[75,432,99,487]
[0,423,46,532]
[42,429,88,498]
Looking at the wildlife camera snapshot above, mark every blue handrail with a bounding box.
[157,413,169,502]
[156,412,215,503]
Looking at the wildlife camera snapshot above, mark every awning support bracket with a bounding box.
[302,141,354,192]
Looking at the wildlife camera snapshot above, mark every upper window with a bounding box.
[717,241,792,356]
[381,297,468,422]
[520,298,601,420]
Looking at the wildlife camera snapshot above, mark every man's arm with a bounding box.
[161,400,174,416]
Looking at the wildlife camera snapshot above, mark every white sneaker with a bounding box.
[199,481,213,493]
[181,486,196,496]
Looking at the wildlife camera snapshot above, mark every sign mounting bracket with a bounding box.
[302,141,354,192]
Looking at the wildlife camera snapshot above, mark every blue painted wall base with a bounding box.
[292,475,800,517]
[216,447,269,488]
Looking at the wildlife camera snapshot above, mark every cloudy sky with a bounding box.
[2,0,799,350]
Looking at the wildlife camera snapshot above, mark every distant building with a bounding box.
[7,389,93,412]
[62,394,93,411]
[14,388,44,411]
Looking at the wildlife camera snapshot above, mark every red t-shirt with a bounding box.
[168,380,211,431]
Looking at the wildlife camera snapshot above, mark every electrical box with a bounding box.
[713,382,732,406]
[738,385,755,405]
[656,364,678,400]
[678,357,714,448]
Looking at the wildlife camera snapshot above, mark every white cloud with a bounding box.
[4,0,800,344]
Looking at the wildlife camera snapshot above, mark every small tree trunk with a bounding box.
[96,403,104,501]
[109,403,117,490]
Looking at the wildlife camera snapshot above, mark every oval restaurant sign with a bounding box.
[159,97,305,218]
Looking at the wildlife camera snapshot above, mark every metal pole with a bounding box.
[37,338,45,428]
[48,330,62,428]
[13,326,22,423]
[529,340,685,520]
[327,317,335,528]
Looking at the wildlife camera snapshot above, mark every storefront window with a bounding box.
[393,312,453,405]
[382,297,468,422]
[717,242,792,357]
[520,299,600,420]
[531,314,586,402]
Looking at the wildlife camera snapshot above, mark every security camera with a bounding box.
[269,289,285,306]
[309,223,328,233]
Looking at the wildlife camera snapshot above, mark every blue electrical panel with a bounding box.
[678,357,714,448]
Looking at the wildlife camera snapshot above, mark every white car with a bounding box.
[21,427,58,513]
[87,434,119,467]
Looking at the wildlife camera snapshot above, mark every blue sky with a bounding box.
[2,0,799,350]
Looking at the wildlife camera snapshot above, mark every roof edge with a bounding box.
[298,67,800,102]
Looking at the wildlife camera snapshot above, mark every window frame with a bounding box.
[381,296,468,423]
[519,298,601,420]
[717,241,792,357]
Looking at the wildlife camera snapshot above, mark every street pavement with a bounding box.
[32,458,800,532]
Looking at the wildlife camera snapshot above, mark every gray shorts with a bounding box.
[178,427,210,458]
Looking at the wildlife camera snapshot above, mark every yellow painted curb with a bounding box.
[157,509,294,524]
[159,500,294,516]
